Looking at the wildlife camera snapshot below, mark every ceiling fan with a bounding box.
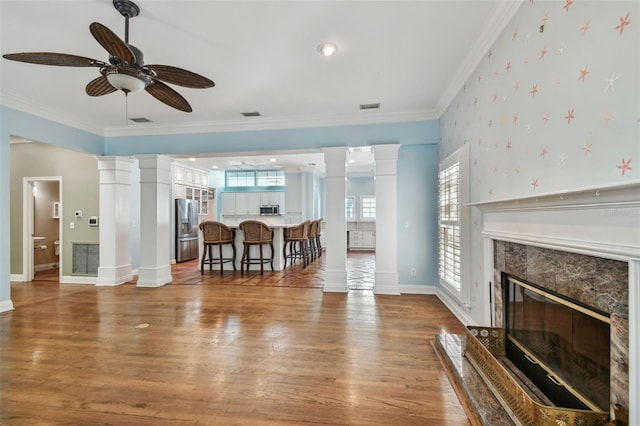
[2,0,214,113]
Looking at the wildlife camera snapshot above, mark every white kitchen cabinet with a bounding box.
[349,230,375,250]
[221,192,236,215]
[235,192,261,215]
[260,191,285,209]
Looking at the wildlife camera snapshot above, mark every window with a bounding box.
[226,171,255,187]
[256,170,285,186]
[360,196,376,219]
[345,196,355,219]
[438,145,470,306]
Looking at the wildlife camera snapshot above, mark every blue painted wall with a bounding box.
[397,144,440,287]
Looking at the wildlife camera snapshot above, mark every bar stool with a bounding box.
[239,220,274,274]
[307,219,319,262]
[283,220,310,269]
[199,221,236,274]
[315,219,323,257]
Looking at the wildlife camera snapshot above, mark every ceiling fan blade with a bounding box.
[2,52,105,67]
[86,75,117,96]
[146,64,215,89]
[145,80,192,112]
[89,22,136,64]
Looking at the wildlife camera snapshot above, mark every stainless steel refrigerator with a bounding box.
[175,198,199,262]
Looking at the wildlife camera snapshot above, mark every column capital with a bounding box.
[372,144,400,161]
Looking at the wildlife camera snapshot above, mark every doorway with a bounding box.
[23,177,62,282]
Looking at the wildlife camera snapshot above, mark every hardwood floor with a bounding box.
[2,254,469,425]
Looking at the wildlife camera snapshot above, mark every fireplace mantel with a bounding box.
[470,181,639,425]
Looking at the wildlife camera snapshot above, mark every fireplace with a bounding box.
[503,273,610,412]
[436,181,640,425]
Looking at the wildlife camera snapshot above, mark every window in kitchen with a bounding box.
[345,196,355,219]
[226,171,255,187]
[256,170,285,186]
[360,196,375,219]
[438,145,469,305]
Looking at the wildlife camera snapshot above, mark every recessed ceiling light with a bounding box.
[317,42,338,57]
[269,158,276,162]
[189,157,196,162]
[349,159,355,164]
[211,165,218,169]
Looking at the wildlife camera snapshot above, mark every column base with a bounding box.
[97,265,133,286]
[0,299,15,313]
[137,265,172,287]
[323,269,348,293]
[374,271,400,295]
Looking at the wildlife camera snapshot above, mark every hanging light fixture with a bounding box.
[317,42,338,57]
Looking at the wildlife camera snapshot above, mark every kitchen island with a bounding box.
[201,223,289,272]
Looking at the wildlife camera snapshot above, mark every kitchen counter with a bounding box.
[203,223,290,271]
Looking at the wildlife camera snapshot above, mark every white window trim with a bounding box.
[345,196,356,221]
[438,144,470,307]
[359,195,376,221]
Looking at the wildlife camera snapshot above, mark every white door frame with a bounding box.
[22,176,62,282]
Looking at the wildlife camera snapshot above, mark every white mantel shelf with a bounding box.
[467,180,640,211]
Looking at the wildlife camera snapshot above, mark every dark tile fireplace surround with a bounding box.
[493,240,629,416]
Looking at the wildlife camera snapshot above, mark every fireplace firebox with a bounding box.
[503,274,610,412]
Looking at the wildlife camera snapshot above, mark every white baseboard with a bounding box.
[0,299,15,312]
[60,275,98,285]
[436,286,475,326]
[399,284,438,295]
[10,274,26,282]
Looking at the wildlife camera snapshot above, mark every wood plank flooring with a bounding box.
[2,254,469,425]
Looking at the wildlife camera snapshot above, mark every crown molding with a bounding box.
[0,92,105,136]
[434,0,524,118]
[103,109,438,138]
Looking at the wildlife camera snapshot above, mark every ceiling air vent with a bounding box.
[129,117,152,123]
[241,111,261,117]
[359,103,380,110]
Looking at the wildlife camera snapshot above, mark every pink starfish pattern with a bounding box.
[513,31,518,41]
[539,46,548,60]
[582,143,592,155]
[530,84,539,96]
[513,114,519,124]
[603,112,613,123]
[617,158,632,176]
[543,113,551,124]
[506,141,512,151]
[540,146,549,158]
[488,119,493,128]
[565,109,575,124]
[542,12,550,24]
[505,61,512,72]
[531,178,539,190]
[563,0,573,12]
[578,65,590,82]
[580,19,591,34]
[514,81,520,90]
[615,12,631,35]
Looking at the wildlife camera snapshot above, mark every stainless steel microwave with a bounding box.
[260,205,279,215]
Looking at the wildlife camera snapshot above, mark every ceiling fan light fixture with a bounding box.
[106,72,146,93]
[317,42,338,57]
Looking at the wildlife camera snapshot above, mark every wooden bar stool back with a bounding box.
[199,221,236,274]
[307,220,319,262]
[239,220,274,274]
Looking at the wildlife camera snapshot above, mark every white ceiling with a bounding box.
[1,0,517,174]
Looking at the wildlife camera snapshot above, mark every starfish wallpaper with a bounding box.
[440,0,638,201]
[438,0,638,321]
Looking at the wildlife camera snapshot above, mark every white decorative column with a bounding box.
[373,144,400,295]
[97,156,134,286]
[137,155,173,287]
[322,147,348,292]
